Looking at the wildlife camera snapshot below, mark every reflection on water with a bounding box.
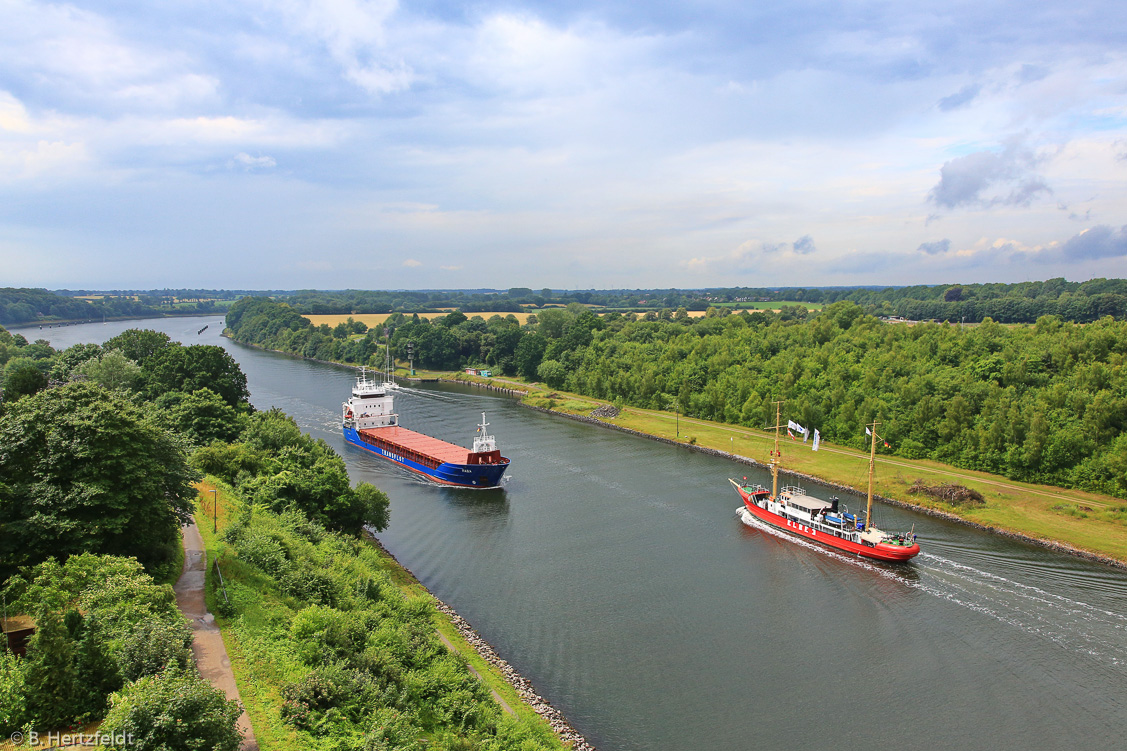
[20,316,1127,751]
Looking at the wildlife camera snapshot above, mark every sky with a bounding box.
[2,0,1126,291]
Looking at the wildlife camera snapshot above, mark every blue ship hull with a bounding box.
[344,425,508,488]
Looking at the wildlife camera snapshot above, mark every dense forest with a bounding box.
[1,325,561,750]
[227,296,1127,500]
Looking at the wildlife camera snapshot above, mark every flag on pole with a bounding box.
[812,429,820,451]
[787,430,795,440]
[865,427,872,436]
[788,420,801,433]
[803,428,809,443]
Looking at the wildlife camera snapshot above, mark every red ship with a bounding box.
[732,405,919,563]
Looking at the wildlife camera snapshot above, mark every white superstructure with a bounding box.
[343,369,399,431]
[473,413,497,453]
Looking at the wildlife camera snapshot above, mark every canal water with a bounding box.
[21,317,1127,751]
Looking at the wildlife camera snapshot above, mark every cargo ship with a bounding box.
[342,369,510,488]
[731,403,919,563]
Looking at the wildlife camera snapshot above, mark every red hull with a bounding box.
[735,486,920,563]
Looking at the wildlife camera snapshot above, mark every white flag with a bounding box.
[812,429,820,451]
[788,420,801,433]
[865,427,872,436]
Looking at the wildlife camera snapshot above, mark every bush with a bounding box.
[0,648,27,734]
[281,664,378,733]
[100,669,242,751]
[234,531,290,577]
[116,618,195,682]
[897,438,929,460]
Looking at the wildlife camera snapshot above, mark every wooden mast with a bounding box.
[771,401,783,498]
[865,421,879,531]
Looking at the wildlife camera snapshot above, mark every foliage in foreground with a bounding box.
[101,668,242,751]
[0,383,198,581]
[213,499,562,750]
[0,554,238,750]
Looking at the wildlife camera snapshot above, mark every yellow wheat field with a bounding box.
[304,312,537,327]
[304,309,811,328]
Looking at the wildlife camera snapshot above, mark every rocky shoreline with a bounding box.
[521,405,1127,571]
[431,602,597,751]
[365,536,597,751]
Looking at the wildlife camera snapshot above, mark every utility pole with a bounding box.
[210,488,217,533]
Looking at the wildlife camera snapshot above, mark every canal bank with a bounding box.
[193,481,585,751]
[219,332,1127,567]
[365,536,597,751]
[521,404,1127,571]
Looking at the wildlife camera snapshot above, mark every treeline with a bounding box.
[0,288,156,325]
[227,296,531,374]
[256,277,1127,323]
[0,287,232,325]
[228,298,1127,499]
[284,289,525,315]
[13,277,1126,325]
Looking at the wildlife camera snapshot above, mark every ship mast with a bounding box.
[771,401,783,498]
[865,421,879,531]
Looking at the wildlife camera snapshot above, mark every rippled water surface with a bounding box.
[25,317,1127,751]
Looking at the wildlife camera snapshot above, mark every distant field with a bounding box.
[304,312,536,327]
[304,304,822,327]
[728,301,824,312]
[684,302,822,317]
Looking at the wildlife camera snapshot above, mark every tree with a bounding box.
[2,358,48,402]
[0,383,198,581]
[50,342,103,380]
[103,329,172,366]
[214,409,392,533]
[353,482,391,533]
[143,343,250,408]
[537,359,567,388]
[514,332,547,380]
[155,388,245,445]
[76,350,142,392]
[3,554,191,728]
[0,647,25,733]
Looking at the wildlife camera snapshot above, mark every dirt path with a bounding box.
[435,631,515,715]
[174,523,258,751]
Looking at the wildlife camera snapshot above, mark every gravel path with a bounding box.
[174,523,258,751]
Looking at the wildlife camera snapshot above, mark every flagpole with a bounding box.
[771,401,783,498]
[865,421,879,531]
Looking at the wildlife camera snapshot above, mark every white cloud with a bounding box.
[928,138,1053,210]
[402,258,422,267]
[267,0,413,94]
[231,152,277,170]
